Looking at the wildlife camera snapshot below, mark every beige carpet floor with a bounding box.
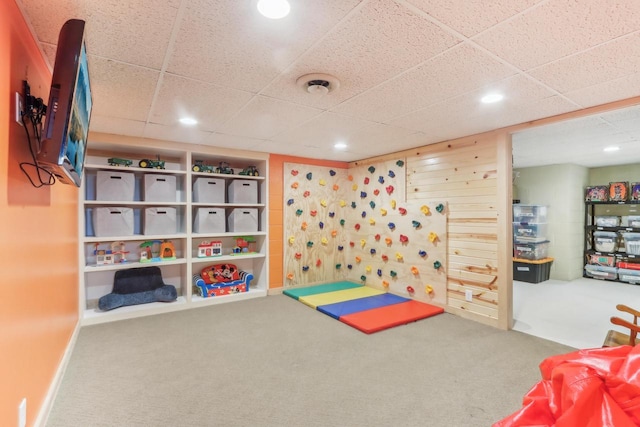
[46,295,575,427]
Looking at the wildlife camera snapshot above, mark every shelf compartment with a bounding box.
[84,258,187,272]
[82,296,188,325]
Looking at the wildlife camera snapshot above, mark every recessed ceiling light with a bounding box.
[257,0,290,19]
[603,146,620,152]
[481,93,504,104]
[334,142,347,150]
[179,117,198,125]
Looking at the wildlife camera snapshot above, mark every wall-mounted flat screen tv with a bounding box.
[37,19,92,187]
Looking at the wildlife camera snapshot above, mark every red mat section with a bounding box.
[340,300,444,334]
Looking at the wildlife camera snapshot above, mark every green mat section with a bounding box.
[283,281,362,300]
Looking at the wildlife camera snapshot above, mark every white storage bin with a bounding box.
[193,178,225,203]
[623,232,640,255]
[618,268,640,284]
[96,171,135,201]
[228,179,258,204]
[585,265,617,280]
[513,205,547,224]
[93,207,134,237]
[228,208,258,232]
[595,216,620,227]
[627,216,640,227]
[144,174,176,202]
[513,223,548,241]
[194,208,226,233]
[144,207,177,235]
[593,231,618,252]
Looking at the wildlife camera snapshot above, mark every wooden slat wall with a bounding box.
[353,132,512,329]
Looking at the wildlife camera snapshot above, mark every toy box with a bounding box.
[627,216,640,228]
[228,208,258,232]
[193,177,225,203]
[513,223,548,242]
[631,183,640,201]
[143,174,176,202]
[587,254,616,267]
[584,264,617,280]
[228,179,258,204]
[513,258,553,283]
[96,170,135,201]
[609,182,628,201]
[593,231,618,252]
[617,268,640,285]
[513,205,547,224]
[514,241,549,260]
[194,208,226,233]
[595,216,620,227]
[93,207,134,237]
[144,207,177,235]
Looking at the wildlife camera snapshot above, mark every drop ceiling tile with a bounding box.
[563,72,640,109]
[143,123,213,145]
[272,112,371,146]
[529,32,640,94]
[166,0,362,93]
[216,96,322,140]
[474,0,640,70]
[332,43,516,122]
[343,122,425,154]
[406,0,542,38]
[89,116,146,137]
[205,133,268,153]
[150,74,254,132]
[261,0,461,109]
[87,56,159,122]
[84,0,180,69]
[20,0,87,45]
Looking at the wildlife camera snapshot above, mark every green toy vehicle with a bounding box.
[139,155,165,169]
[108,157,133,167]
[216,161,234,174]
[239,166,259,176]
[192,160,216,173]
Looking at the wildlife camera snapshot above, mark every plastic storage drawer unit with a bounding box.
[593,231,618,253]
[584,265,617,280]
[513,205,547,224]
[514,241,549,260]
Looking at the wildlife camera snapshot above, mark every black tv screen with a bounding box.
[38,19,92,187]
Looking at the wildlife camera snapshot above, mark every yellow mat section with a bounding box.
[299,286,385,309]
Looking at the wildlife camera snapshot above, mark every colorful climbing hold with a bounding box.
[329,211,335,218]
[381,254,389,262]
[302,266,309,272]
[360,191,367,198]
[333,184,339,191]
[291,170,299,176]
[307,241,314,248]
[364,177,370,185]
[369,201,376,209]
[329,170,336,176]
[361,211,367,218]
[411,266,419,275]
[287,272,294,280]
[399,234,409,243]
[303,190,310,197]
[436,203,445,213]
[418,250,427,257]
[433,260,442,269]
[386,185,394,195]
[301,222,307,230]
[388,222,395,230]
[396,160,404,167]
[321,237,328,245]
[347,264,353,269]
[398,207,407,215]
[421,205,430,215]
[287,198,294,206]
[390,270,397,278]
[338,245,344,251]
[425,285,433,294]
[360,239,366,248]
[377,268,382,277]
[388,170,395,178]
[373,189,380,196]
[340,200,346,207]
[355,223,361,231]
[331,230,338,237]
[391,200,396,209]
[349,241,355,247]
[294,252,302,259]
[352,184,358,191]
[382,280,389,288]
[306,172,312,180]
[385,237,392,246]
[340,219,346,226]
[370,248,376,255]
[380,208,387,216]
[351,201,357,208]
[365,265,372,273]
[378,176,384,184]
[395,252,403,261]
[336,263,342,269]
[316,259,322,267]
[291,182,299,189]
[288,236,295,244]
[429,232,438,243]
[320,199,327,207]
[412,220,421,228]
[375,233,381,241]
[369,218,376,225]
[368,166,376,173]
[360,275,367,282]
[348,175,354,181]
[319,221,324,229]
[406,285,414,294]
[319,179,326,186]
[310,210,317,217]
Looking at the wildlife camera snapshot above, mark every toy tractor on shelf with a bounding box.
[139,155,166,169]
[108,157,133,167]
[216,161,234,174]
[239,165,259,176]
[192,160,217,173]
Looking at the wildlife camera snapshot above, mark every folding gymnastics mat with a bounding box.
[284,282,444,334]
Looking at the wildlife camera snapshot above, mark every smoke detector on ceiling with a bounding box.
[296,73,340,95]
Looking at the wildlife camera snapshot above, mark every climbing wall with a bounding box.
[283,159,447,305]
[283,163,350,285]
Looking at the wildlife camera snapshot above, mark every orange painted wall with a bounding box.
[0,2,79,426]
[269,155,348,289]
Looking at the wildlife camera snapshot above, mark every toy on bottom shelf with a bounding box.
[198,241,222,258]
[231,237,257,254]
[140,240,176,262]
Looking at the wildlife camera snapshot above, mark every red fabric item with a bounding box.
[494,345,640,427]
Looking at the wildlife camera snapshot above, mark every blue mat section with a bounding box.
[317,293,409,320]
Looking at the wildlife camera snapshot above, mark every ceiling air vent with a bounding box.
[296,73,340,95]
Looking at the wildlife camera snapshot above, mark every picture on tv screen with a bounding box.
[63,42,92,179]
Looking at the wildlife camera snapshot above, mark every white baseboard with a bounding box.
[34,322,80,427]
